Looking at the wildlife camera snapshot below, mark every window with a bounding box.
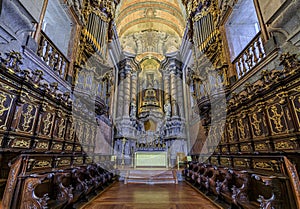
[42,0,74,57]
[225,0,260,61]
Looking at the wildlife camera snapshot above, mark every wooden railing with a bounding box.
[37,31,69,80]
[233,32,266,79]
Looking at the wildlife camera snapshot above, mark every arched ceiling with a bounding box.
[115,0,187,57]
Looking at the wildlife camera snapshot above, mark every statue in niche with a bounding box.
[146,74,154,88]
[125,141,130,155]
[130,101,136,117]
[164,102,171,119]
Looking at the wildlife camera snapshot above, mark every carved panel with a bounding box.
[273,138,299,151]
[220,157,231,167]
[233,158,248,169]
[249,105,268,139]
[221,145,228,154]
[240,142,252,153]
[266,104,289,135]
[64,142,74,153]
[226,117,238,142]
[9,137,31,149]
[210,156,218,165]
[51,141,63,152]
[0,92,15,131]
[74,144,82,152]
[229,144,239,153]
[36,101,56,139]
[290,93,300,131]
[73,157,83,165]
[254,141,271,152]
[65,116,75,141]
[252,159,281,173]
[15,103,38,135]
[53,113,67,140]
[35,140,49,151]
[57,157,72,167]
[236,112,251,141]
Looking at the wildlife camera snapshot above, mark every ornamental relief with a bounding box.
[120,30,180,55]
[267,104,288,135]
[290,94,300,131]
[15,104,38,134]
[0,93,14,131]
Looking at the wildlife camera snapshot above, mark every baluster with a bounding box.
[257,37,264,59]
[44,41,51,63]
[246,46,253,69]
[61,61,66,79]
[253,40,259,64]
[53,53,59,71]
[242,55,247,75]
[237,60,243,78]
[49,47,55,68]
[37,36,45,57]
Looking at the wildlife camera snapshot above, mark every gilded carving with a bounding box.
[253,161,273,171]
[33,160,51,169]
[12,139,30,148]
[21,105,35,132]
[58,159,71,166]
[75,145,81,151]
[52,143,63,150]
[274,140,295,150]
[220,158,230,167]
[250,113,262,136]
[0,93,13,130]
[237,118,246,140]
[227,122,234,142]
[241,145,250,152]
[65,145,73,151]
[234,160,247,168]
[57,118,65,138]
[255,143,268,151]
[36,142,49,150]
[268,105,285,133]
[42,113,53,135]
[0,94,9,121]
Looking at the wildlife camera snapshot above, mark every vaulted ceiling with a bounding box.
[115,0,187,57]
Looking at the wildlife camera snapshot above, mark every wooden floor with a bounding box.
[81,182,220,209]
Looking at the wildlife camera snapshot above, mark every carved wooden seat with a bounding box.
[196,164,206,185]
[20,173,68,209]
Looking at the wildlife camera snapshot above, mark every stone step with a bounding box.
[125,169,177,184]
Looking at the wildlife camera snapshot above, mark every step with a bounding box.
[125,169,178,184]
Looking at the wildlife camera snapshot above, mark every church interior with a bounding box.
[0,0,299,208]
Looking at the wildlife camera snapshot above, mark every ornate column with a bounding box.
[177,70,184,118]
[170,68,178,117]
[163,71,170,104]
[131,71,137,106]
[117,71,125,118]
[123,65,131,117]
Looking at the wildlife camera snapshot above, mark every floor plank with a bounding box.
[81,182,220,209]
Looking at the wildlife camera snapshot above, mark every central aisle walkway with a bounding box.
[81,182,220,209]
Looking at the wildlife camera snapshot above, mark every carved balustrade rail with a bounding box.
[233,32,266,79]
[37,31,69,80]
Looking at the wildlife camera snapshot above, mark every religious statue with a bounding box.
[130,101,136,117]
[164,102,171,119]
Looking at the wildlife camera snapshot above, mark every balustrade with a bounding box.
[233,32,266,79]
[37,31,69,80]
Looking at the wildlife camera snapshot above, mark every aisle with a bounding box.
[81,182,220,209]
